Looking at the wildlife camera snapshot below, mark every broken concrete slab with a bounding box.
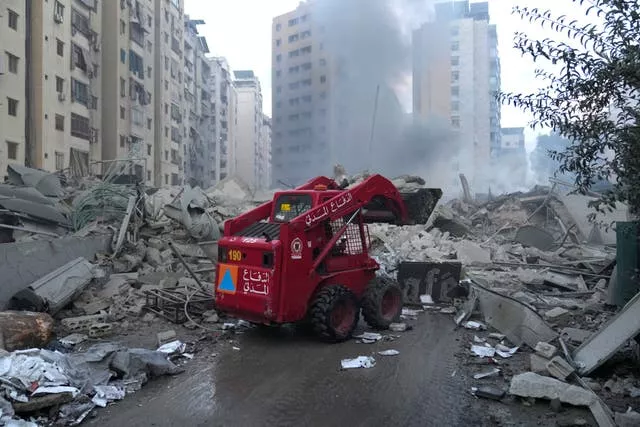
[615,411,640,427]
[573,290,640,375]
[0,234,112,309]
[455,241,491,264]
[25,257,95,315]
[74,298,110,316]
[535,342,558,359]
[530,354,550,375]
[560,327,591,346]
[61,314,108,333]
[546,356,575,380]
[544,307,570,322]
[509,372,595,406]
[469,279,557,348]
[145,247,163,267]
[515,225,556,251]
[88,323,113,338]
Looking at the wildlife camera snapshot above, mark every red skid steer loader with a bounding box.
[214,174,442,341]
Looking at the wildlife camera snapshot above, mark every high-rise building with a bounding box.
[1,0,27,178]
[207,57,235,184]
[153,0,184,187]
[102,0,155,183]
[233,70,268,189]
[183,16,208,188]
[272,2,333,186]
[413,0,501,187]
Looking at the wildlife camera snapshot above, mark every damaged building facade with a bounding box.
[0,0,248,189]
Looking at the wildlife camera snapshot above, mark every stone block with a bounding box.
[535,342,558,359]
[546,356,575,380]
[509,372,595,407]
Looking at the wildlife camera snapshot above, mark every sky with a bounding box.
[185,0,588,152]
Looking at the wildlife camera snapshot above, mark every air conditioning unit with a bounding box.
[54,13,63,24]
[58,92,66,102]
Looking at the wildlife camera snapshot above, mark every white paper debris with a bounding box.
[355,332,383,343]
[473,335,486,343]
[473,368,501,379]
[440,307,456,314]
[32,386,80,397]
[378,350,400,356]
[495,344,519,358]
[222,323,236,330]
[471,344,496,358]
[156,340,186,354]
[232,346,241,351]
[488,333,506,340]
[389,323,407,332]
[420,294,434,304]
[463,321,486,330]
[93,385,125,401]
[341,356,376,369]
[401,308,423,317]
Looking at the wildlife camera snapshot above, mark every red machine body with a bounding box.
[214,174,441,334]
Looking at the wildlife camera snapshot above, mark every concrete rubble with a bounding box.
[1,163,638,426]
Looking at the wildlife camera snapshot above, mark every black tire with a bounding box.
[310,285,359,342]
[362,277,403,330]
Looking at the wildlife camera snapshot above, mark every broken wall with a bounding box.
[0,234,112,308]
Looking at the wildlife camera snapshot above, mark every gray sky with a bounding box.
[185,0,586,151]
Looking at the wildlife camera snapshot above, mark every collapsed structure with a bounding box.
[0,163,637,425]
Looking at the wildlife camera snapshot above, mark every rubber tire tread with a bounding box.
[310,285,359,342]
[362,277,403,330]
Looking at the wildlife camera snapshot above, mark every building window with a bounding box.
[55,76,64,93]
[54,1,64,17]
[120,106,125,119]
[301,62,311,71]
[6,53,18,74]
[164,150,168,160]
[165,174,168,185]
[120,78,125,97]
[71,78,89,105]
[451,26,459,37]
[451,42,459,51]
[55,114,64,131]
[55,152,64,170]
[276,39,281,47]
[71,8,90,38]
[147,144,152,155]
[288,18,298,26]
[451,86,459,97]
[301,46,312,54]
[56,39,64,56]
[276,86,282,94]
[276,70,281,78]
[147,118,152,130]
[147,170,151,181]
[320,58,327,66]
[289,49,299,58]
[7,98,18,116]
[276,54,282,63]
[288,34,299,43]
[129,50,144,79]
[119,135,125,147]
[276,23,281,31]
[147,41,152,53]
[289,82,299,90]
[452,71,459,82]
[71,113,90,140]
[289,65,299,74]
[452,101,460,111]
[451,117,460,128]
[165,126,169,137]
[6,141,18,160]
[451,56,459,66]
[320,75,326,84]
[301,30,311,39]
[8,9,18,30]
[120,49,126,64]
[165,56,169,70]
[147,66,151,78]
[71,44,87,71]
[120,20,125,34]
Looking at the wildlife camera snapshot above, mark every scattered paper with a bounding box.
[157,340,186,354]
[463,321,487,331]
[473,335,486,343]
[341,356,376,369]
[389,323,407,332]
[495,344,519,358]
[378,349,400,356]
[440,307,456,314]
[420,294,434,304]
[355,332,383,343]
[471,344,496,358]
[32,386,79,397]
[488,333,506,340]
[92,385,125,407]
[232,346,240,351]
[222,323,236,330]
[473,368,501,379]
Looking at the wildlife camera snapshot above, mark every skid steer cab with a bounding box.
[214,174,442,342]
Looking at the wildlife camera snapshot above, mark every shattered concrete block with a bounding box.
[61,314,108,332]
[535,342,558,359]
[59,333,88,346]
[544,307,570,321]
[509,372,595,406]
[146,238,165,251]
[156,330,177,347]
[530,354,550,375]
[145,247,163,267]
[560,327,591,346]
[88,323,113,338]
[75,298,110,316]
[615,411,640,427]
[160,249,174,264]
[546,356,575,380]
[455,241,491,264]
[472,385,505,401]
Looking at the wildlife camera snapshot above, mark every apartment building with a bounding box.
[499,126,526,184]
[272,2,333,186]
[153,0,184,187]
[182,16,208,188]
[413,1,501,188]
[233,70,267,189]
[0,0,26,178]
[102,0,155,183]
[207,57,236,184]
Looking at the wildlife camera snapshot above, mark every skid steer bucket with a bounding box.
[401,188,443,225]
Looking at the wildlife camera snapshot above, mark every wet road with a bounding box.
[91,315,474,427]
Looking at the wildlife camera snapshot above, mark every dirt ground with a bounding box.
[84,312,595,427]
